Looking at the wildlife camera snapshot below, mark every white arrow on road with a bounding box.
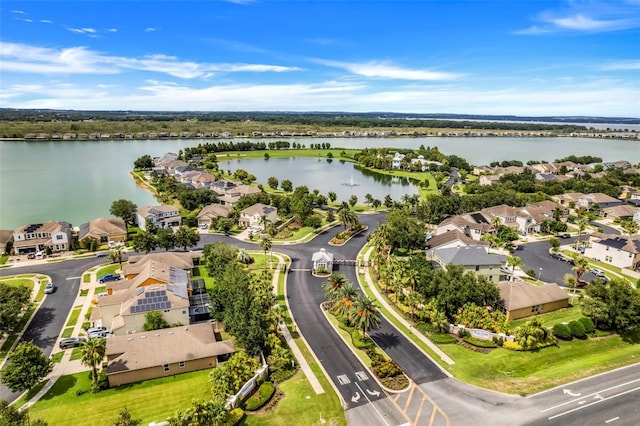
[366,389,380,397]
[351,392,361,403]
[593,393,604,400]
[563,389,581,397]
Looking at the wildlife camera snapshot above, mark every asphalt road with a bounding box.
[0,256,107,402]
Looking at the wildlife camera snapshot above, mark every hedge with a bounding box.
[228,408,245,426]
[552,323,573,340]
[463,336,497,348]
[352,329,374,349]
[568,320,587,339]
[578,316,595,333]
[244,382,275,411]
[503,340,556,351]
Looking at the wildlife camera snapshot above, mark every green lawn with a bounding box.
[61,327,74,338]
[29,370,212,426]
[96,264,120,278]
[69,348,84,361]
[82,273,91,283]
[439,334,640,395]
[509,305,584,329]
[65,308,82,327]
[79,289,89,297]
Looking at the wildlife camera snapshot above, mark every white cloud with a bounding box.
[40,19,54,24]
[601,60,640,70]
[107,28,118,32]
[0,42,301,78]
[3,78,636,117]
[81,27,97,33]
[145,27,159,32]
[316,60,461,81]
[551,14,636,31]
[11,10,25,14]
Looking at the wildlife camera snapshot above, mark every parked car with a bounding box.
[98,273,121,283]
[59,337,86,349]
[591,268,607,278]
[87,327,109,338]
[27,253,36,259]
[559,233,571,239]
[576,279,588,288]
[550,252,564,260]
[44,282,56,294]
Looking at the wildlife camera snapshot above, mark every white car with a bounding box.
[590,268,606,278]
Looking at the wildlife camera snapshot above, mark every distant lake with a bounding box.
[219,157,419,203]
[1,136,637,229]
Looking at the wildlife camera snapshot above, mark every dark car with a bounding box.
[98,273,121,283]
[59,337,87,349]
[559,233,571,239]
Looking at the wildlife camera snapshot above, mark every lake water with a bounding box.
[1,136,637,229]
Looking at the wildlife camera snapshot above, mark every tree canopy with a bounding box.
[109,199,138,225]
[0,341,52,392]
[0,283,31,336]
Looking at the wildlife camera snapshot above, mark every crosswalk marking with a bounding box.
[337,374,351,385]
[355,371,369,381]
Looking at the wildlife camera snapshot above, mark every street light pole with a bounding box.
[538,267,543,281]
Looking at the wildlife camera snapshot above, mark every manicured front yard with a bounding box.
[95,263,121,278]
[29,370,211,426]
[509,305,584,328]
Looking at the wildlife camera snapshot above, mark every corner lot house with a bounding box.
[497,280,569,321]
[136,205,181,229]
[584,233,640,271]
[106,323,235,386]
[197,204,231,228]
[78,217,127,246]
[12,221,73,255]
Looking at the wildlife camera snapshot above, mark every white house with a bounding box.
[238,203,278,228]
[12,220,73,255]
[311,248,334,273]
[136,205,181,229]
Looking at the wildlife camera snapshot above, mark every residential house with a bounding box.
[479,175,501,186]
[577,193,622,212]
[435,213,495,241]
[12,221,73,255]
[410,155,442,171]
[425,229,489,251]
[551,192,584,208]
[0,230,13,254]
[105,323,234,387]
[601,205,640,222]
[584,234,640,271]
[239,203,278,228]
[93,261,191,335]
[497,280,569,321]
[602,161,632,170]
[312,248,334,273]
[78,217,127,246]
[426,246,508,282]
[619,185,640,200]
[197,204,231,229]
[124,252,199,278]
[391,152,405,169]
[472,165,493,175]
[136,205,181,229]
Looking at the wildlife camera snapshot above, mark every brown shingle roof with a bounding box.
[498,280,568,311]
[106,323,234,374]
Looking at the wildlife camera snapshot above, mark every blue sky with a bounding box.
[1,0,639,116]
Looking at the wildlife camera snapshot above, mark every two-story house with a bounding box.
[78,217,127,246]
[12,220,73,255]
[426,246,508,282]
[584,233,640,271]
[239,203,278,229]
[136,205,181,229]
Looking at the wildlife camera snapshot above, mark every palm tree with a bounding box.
[260,236,272,267]
[514,317,552,350]
[236,248,252,265]
[407,291,424,321]
[333,282,358,323]
[506,255,522,281]
[337,207,358,229]
[621,218,639,237]
[81,337,107,388]
[575,214,589,250]
[108,245,124,268]
[352,295,382,337]
[571,255,589,300]
[322,273,347,301]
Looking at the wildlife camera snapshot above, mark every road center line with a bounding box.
[605,417,620,424]
[66,276,81,280]
[540,378,640,413]
[547,386,640,421]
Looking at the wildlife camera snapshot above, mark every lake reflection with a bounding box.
[220,157,419,203]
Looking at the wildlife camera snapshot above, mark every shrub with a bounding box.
[552,323,573,341]
[372,359,403,378]
[244,382,275,411]
[270,366,297,384]
[227,408,245,426]
[352,330,374,349]
[568,320,587,339]
[492,336,504,347]
[503,341,523,351]
[416,322,436,334]
[457,328,470,338]
[428,333,457,344]
[463,336,497,348]
[578,316,595,333]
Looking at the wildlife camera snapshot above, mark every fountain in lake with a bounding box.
[342,175,359,187]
